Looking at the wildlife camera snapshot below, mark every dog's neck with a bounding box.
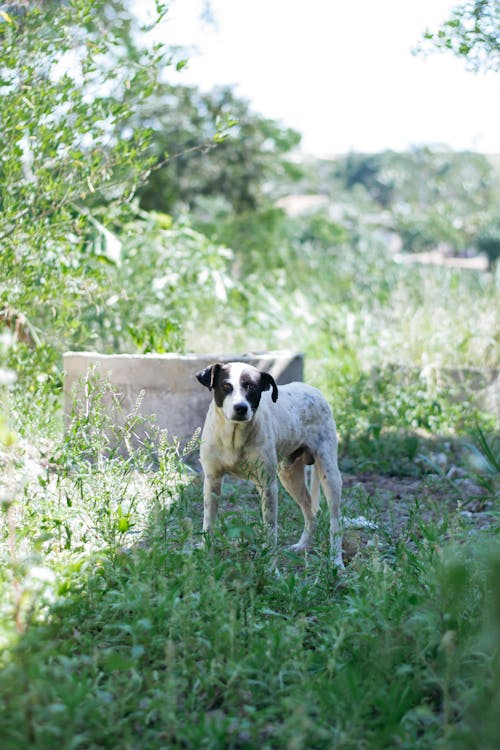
[213,405,257,453]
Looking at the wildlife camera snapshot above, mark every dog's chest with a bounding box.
[215,426,260,475]
[201,410,264,477]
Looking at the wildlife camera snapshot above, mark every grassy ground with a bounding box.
[1,412,499,749]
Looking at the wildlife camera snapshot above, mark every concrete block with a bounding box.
[63,351,304,454]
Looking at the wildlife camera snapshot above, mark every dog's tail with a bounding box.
[310,465,321,514]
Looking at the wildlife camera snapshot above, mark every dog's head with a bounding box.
[196,362,278,423]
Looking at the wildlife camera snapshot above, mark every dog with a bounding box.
[196,361,344,567]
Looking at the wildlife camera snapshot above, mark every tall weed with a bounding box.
[0,372,192,642]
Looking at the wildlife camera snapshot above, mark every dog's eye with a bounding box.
[242,382,256,392]
[222,382,233,393]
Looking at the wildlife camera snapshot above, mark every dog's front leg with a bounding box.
[257,476,278,543]
[202,473,222,534]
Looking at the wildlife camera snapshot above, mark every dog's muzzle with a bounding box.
[231,402,251,421]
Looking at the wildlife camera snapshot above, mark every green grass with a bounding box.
[185,230,499,375]
[1,413,499,749]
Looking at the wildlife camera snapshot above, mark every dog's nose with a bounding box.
[233,402,249,418]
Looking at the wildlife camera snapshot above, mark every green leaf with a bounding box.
[102,652,135,672]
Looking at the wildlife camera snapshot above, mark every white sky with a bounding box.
[158,0,500,154]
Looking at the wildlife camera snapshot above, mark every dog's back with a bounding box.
[260,381,338,459]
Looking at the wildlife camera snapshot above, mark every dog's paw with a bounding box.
[342,515,378,531]
[288,541,310,553]
[193,534,211,551]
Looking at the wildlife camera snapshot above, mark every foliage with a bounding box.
[331,148,498,253]
[334,152,396,207]
[475,216,500,268]
[76,211,238,354]
[134,83,302,216]
[4,535,499,749]
[419,0,500,73]
[201,207,499,367]
[0,0,168,375]
[1,6,499,745]
[185,208,499,458]
[333,149,495,211]
[0,0,304,407]
[202,206,294,275]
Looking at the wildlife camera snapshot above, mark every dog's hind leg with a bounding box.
[314,451,344,569]
[279,455,319,551]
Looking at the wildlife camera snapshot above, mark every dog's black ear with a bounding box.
[196,363,222,391]
[260,371,278,402]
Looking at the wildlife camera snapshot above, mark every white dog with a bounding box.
[196,361,344,567]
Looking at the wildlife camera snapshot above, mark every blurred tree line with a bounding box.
[318,148,500,260]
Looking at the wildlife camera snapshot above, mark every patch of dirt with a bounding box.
[341,471,497,560]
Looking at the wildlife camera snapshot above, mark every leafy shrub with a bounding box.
[135,83,303,216]
[77,212,238,354]
[0,0,168,393]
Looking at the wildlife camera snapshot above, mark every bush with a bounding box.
[0,0,168,388]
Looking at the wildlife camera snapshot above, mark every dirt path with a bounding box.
[342,470,495,546]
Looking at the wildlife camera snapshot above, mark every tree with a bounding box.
[0,0,168,371]
[420,0,500,73]
[475,218,500,268]
[335,152,395,207]
[131,84,302,216]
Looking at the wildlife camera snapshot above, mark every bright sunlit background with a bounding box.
[157,0,500,154]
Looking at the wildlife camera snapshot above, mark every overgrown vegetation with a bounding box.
[1,384,499,749]
[1,1,499,748]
